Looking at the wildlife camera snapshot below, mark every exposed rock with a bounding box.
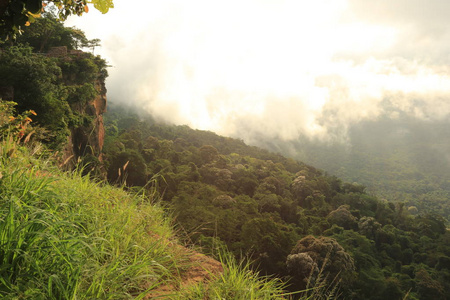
[63,78,106,165]
[45,47,107,166]
[68,49,89,58]
[46,46,68,58]
[62,62,107,168]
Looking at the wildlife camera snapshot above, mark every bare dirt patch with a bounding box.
[143,235,223,299]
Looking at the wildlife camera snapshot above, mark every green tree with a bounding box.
[1,0,114,39]
[15,13,94,52]
[199,145,219,164]
[415,269,445,300]
[0,44,70,146]
[241,218,298,274]
[327,205,358,230]
[287,235,356,290]
[107,150,147,186]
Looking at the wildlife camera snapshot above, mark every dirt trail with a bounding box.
[144,236,223,299]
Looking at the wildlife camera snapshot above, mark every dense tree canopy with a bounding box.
[273,117,450,224]
[101,105,450,299]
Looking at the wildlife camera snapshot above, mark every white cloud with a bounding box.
[67,0,450,142]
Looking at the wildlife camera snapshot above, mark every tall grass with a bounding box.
[177,253,293,300]
[176,252,340,300]
[0,137,179,299]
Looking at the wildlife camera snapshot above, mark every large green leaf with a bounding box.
[91,0,114,14]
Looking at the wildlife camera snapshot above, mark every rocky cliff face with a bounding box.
[49,46,108,167]
[64,79,107,166]
[1,46,107,168]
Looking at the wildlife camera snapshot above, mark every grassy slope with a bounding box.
[0,138,288,299]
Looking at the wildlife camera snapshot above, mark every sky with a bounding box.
[67,0,450,143]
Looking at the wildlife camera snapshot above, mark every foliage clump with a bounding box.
[287,235,356,290]
[0,15,108,150]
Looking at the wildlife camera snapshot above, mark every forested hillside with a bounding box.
[260,115,450,223]
[101,104,450,299]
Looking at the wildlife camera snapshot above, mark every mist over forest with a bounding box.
[68,0,450,144]
[1,0,450,299]
[67,1,450,220]
[255,111,450,222]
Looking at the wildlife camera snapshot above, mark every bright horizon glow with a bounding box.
[67,0,450,142]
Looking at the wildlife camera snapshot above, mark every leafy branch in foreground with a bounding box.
[0,0,114,39]
[0,100,36,142]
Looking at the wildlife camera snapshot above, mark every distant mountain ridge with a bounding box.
[257,114,450,222]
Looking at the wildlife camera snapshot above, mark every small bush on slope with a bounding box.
[178,253,290,300]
